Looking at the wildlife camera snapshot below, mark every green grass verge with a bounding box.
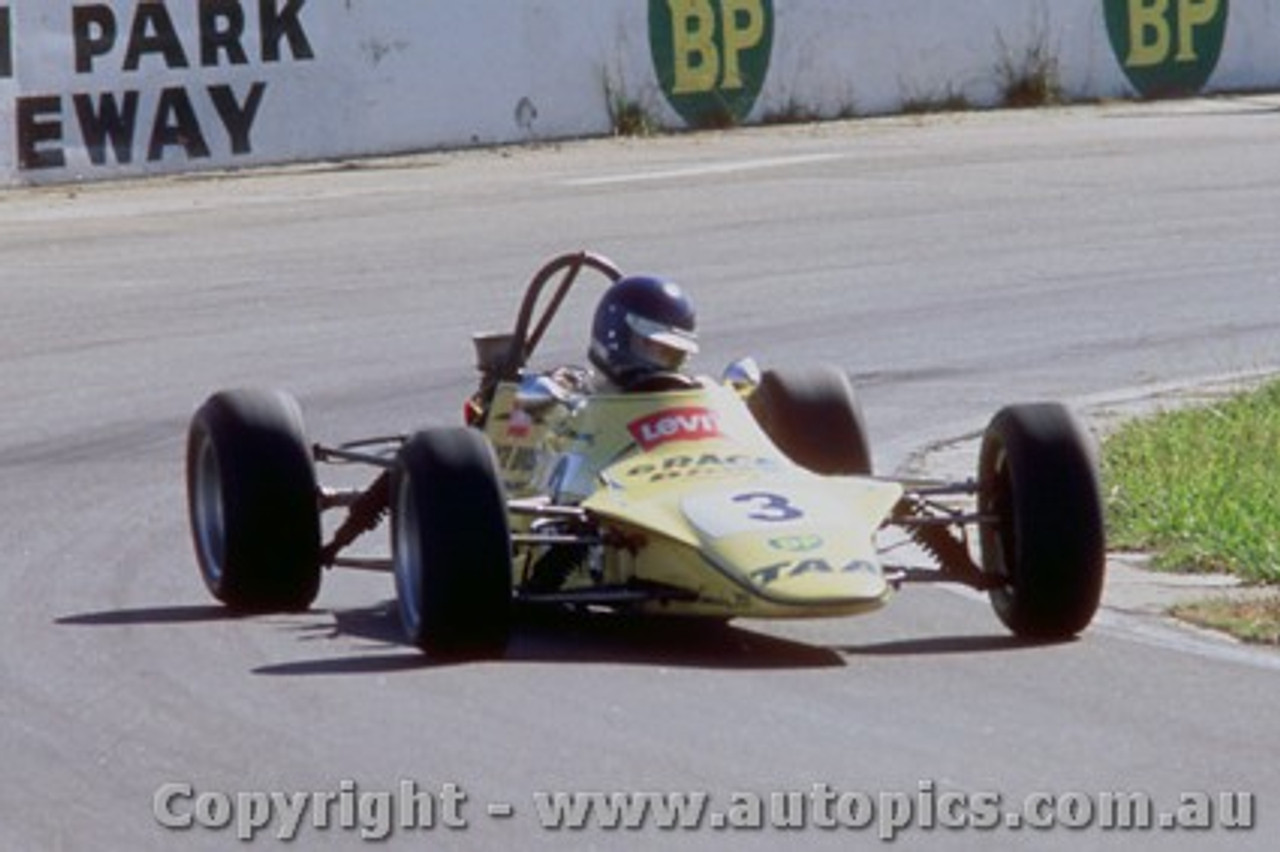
[1102,379,1280,645]
[1171,596,1280,645]
[1102,380,1280,584]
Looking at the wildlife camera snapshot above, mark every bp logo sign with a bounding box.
[650,0,774,128]
[1104,0,1229,98]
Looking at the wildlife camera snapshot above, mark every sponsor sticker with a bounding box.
[649,0,774,128]
[506,408,533,439]
[1103,0,1228,98]
[750,558,877,588]
[623,452,774,483]
[767,534,824,553]
[628,407,722,451]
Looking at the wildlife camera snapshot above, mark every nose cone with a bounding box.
[681,475,902,606]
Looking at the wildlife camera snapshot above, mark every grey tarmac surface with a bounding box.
[3,97,1280,850]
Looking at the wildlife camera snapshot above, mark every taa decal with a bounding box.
[750,558,876,587]
[628,407,721,451]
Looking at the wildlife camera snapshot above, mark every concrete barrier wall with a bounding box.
[1,1,1273,186]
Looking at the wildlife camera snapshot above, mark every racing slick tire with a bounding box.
[186,389,322,612]
[392,428,513,658]
[978,404,1106,640]
[747,366,873,475]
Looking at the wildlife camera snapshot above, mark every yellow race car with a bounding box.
[185,251,1106,657]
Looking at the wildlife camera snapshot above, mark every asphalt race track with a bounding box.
[4,98,1280,850]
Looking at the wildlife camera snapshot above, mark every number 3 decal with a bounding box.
[733,491,804,522]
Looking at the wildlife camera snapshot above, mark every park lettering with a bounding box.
[12,1,314,171]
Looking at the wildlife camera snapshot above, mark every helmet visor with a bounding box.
[626,314,698,372]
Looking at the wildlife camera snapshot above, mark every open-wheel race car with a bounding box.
[186,250,1106,658]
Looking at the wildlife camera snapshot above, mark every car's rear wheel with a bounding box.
[978,403,1105,639]
[747,365,873,475]
[186,389,321,611]
[393,428,512,657]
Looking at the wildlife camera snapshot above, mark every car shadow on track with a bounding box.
[56,604,243,626]
[56,602,1056,676]
[250,601,849,675]
[835,634,1065,656]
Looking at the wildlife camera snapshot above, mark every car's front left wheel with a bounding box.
[978,403,1106,639]
[747,365,873,475]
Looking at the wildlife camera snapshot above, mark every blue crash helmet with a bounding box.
[588,275,698,387]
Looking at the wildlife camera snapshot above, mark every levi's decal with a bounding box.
[628,407,721,451]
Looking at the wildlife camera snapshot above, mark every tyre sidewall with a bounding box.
[748,365,873,475]
[186,389,321,611]
[979,404,1106,639]
[393,428,512,657]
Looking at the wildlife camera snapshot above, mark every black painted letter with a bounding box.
[17,96,65,170]
[73,5,117,74]
[201,0,249,67]
[261,0,314,62]
[74,91,140,165]
[124,3,189,71]
[148,88,210,161]
[1,7,13,79]
[209,82,266,154]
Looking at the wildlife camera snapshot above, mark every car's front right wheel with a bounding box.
[392,427,512,658]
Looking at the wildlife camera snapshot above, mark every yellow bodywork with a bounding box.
[483,379,903,618]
